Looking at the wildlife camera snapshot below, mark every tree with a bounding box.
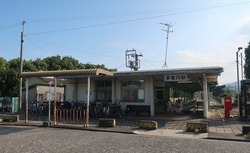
[0,58,9,96]
[61,56,84,70]
[43,55,62,70]
[32,58,48,71]
[23,60,38,72]
[244,42,250,79]
[211,85,225,97]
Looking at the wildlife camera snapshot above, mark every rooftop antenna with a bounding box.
[160,22,173,69]
[125,49,143,71]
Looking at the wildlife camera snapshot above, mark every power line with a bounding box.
[26,1,250,35]
[0,23,20,32]
[26,36,124,59]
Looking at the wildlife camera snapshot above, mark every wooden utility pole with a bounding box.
[19,20,26,111]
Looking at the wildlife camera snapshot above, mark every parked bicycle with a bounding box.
[94,101,110,118]
[110,102,122,118]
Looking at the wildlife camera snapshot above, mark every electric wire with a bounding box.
[0,23,20,32]
[26,36,124,59]
[26,1,250,35]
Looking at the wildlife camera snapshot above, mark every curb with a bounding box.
[0,121,135,135]
[206,137,250,142]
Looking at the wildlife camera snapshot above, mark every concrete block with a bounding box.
[42,121,55,127]
[139,120,158,130]
[242,126,250,135]
[186,122,208,133]
[99,118,116,127]
[2,115,19,122]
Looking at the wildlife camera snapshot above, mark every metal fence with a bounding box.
[57,108,86,124]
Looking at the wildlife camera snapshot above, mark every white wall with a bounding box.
[65,84,74,102]
[65,78,95,103]
[114,76,154,113]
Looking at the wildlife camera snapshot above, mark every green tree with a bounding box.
[43,55,62,70]
[0,58,9,96]
[244,42,250,79]
[211,85,225,97]
[33,58,48,71]
[23,60,38,72]
[61,56,84,70]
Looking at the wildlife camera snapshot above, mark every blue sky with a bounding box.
[1,0,250,85]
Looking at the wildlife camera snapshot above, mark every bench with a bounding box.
[126,105,150,116]
[186,122,208,133]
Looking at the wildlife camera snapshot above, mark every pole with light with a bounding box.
[236,47,243,117]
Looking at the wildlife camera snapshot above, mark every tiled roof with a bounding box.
[20,69,113,78]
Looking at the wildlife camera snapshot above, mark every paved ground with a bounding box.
[1,99,250,142]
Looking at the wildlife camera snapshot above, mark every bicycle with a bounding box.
[94,101,110,118]
[110,103,122,118]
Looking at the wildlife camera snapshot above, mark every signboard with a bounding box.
[164,74,187,82]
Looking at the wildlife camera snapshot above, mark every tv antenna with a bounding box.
[160,22,174,69]
[125,49,143,71]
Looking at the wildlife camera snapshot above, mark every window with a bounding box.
[95,80,112,102]
[121,80,144,102]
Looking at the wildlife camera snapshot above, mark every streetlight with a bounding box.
[236,47,243,116]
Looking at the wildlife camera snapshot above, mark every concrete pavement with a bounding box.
[1,110,250,142]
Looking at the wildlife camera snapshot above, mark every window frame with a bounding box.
[121,80,145,102]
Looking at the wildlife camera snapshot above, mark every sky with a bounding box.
[0,0,250,85]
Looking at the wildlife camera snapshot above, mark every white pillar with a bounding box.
[203,74,208,118]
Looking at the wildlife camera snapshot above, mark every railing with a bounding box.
[57,108,86,124]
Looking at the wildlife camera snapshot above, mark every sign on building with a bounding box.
[164,74,187,82]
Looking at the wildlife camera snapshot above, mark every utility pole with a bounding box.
[19,20,26,111]
[241,52,244,80]
[160,23,173,69]
[236,47,243,117]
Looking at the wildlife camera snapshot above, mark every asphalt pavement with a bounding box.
[1,108,250,142]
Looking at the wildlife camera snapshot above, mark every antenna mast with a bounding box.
[160,23,173,69]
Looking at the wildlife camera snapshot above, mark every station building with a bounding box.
[20,66,223,118]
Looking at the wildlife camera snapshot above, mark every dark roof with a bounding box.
[114,66,223,76]
[114,66,223,84]
[20,69,113,78]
